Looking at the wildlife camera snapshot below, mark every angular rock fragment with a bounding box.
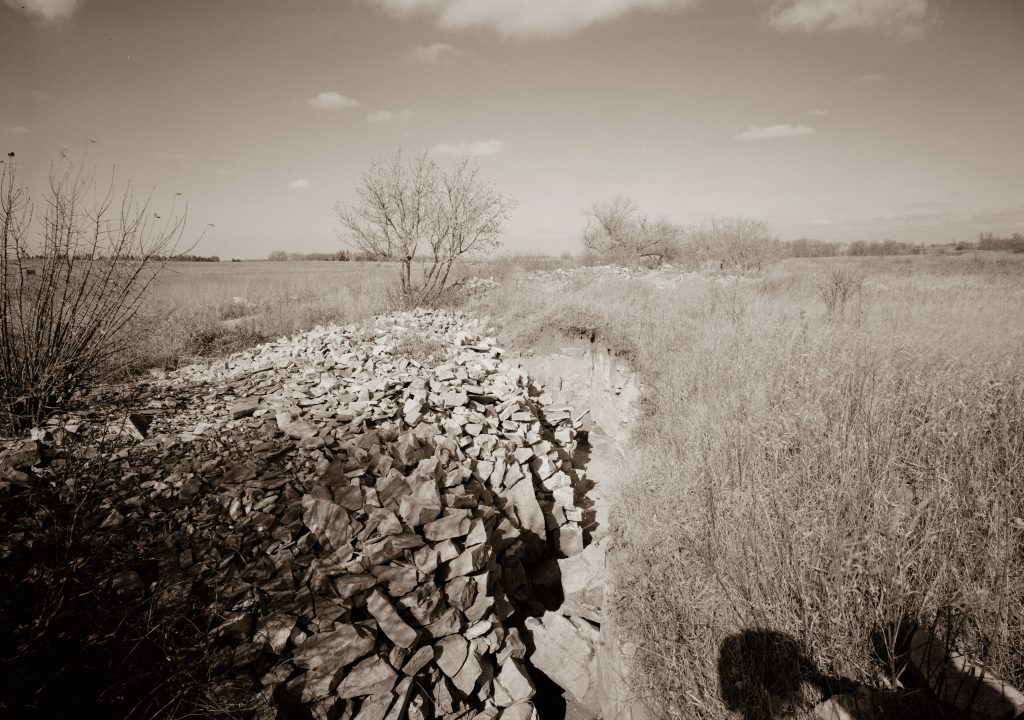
[492,659,536,707]
[254,613,297,654]
[293,623,376,672]
[525,612,597,705]
[423,510,472,541]
[337,655,398,699]
[367,589,419,648]
[230,397,261,419]
[435,633,470,678]
[302,495,352,548]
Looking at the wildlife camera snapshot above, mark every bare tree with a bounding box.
[682,217,775,271]
[334,149,514,303]
[1,155,196,431]
[582,196,678,264]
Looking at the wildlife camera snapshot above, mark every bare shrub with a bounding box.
[334,148,515,304]
[1,156,194,432]
[681,217,775,272]
[582,196,678,265]
[700,280,751,323]
[818,267,863,318]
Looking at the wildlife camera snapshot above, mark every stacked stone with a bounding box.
[68,309,589,720]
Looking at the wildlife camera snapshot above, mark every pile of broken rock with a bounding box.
[2,309,598,720]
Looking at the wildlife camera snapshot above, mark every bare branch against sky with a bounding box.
[2,0,1022,256]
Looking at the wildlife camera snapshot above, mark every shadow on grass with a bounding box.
[717,629,956,720]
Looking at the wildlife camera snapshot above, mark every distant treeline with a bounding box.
[161,254,221,262]
[776,239,924,258]
[777,234,1024,258]
[268,250,357,261]
[15,253,221,262]
[976,232,1024,254]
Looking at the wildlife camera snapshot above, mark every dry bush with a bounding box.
[471,256,1024,720]
[334,148,514,304]
[1,156,193,432]
[681,217,776,272]
[818,267,864,318]
[582,196,679,266]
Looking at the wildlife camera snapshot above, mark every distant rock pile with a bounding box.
[1,310,595,719]
[517,265,640,285]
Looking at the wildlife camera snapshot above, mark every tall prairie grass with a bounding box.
[471,254,1024,719]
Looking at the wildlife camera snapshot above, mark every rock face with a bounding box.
[6,309,595,720]
[526,612,600,707]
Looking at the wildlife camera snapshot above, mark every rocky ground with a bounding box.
[0,309,609,720]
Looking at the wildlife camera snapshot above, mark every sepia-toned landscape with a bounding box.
[3,1,1023,719]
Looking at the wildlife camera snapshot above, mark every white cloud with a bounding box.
[734,124,816,141]
[369,0,699,38]
[430,139,505,157]
[366,108,413,123]
[287,178,310,190]
[768,0,928,36]
[308,91,361,110]
[409,42,463,64]
[5,126,32,135]
[4,0,80,21]
[808,108,829,116]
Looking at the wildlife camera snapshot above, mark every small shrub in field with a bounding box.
[0,157,192,433]
[681,217,776,272]
[818,267,863,317]
[582,196,679,265]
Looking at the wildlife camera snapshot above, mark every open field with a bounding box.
[126,255,577,372]
[469,252,1024,718]
[129,261,395,370]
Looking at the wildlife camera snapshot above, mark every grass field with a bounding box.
[127,255,574,371]
[470,252,1024,718]
[129,260,395,370]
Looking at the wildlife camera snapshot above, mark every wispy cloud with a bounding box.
[430,139,505,157]
[366,109,413,124]
[369,0,699,38]
[4,126,32,136]
[734,124,815,141]
[808,108,829,116]
[3,0,81,22]
[287,178,310,190]
[409,42,464,64]
[308,91,361,110]
[768,0,928,37]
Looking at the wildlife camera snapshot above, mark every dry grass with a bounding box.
[470,254,1024,719]
[125,255,576,373]
[125,260,393,370]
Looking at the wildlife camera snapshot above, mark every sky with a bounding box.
[2,0,1023,258]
